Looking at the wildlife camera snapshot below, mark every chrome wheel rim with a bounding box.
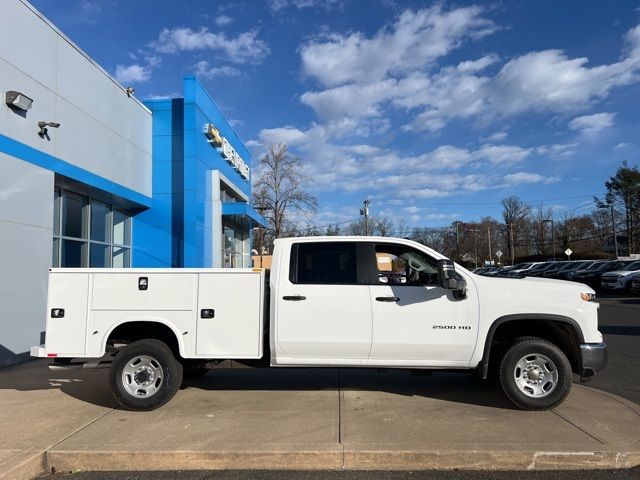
[121,355,164,398]
[513,353,559,398]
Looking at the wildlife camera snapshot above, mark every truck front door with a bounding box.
[275,241,372,361]
[366,242,478,365]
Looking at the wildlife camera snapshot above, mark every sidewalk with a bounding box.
[0,360,639,479]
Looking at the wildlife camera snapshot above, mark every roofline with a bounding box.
[20,0,152,115]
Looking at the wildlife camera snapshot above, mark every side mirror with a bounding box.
[437,259,467,299]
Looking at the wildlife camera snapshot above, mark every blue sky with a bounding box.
[31,0,640,229]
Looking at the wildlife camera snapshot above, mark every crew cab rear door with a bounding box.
[275,241,372,361]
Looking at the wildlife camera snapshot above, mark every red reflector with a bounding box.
[47,353,57,357]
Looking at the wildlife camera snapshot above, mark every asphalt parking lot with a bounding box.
[587,296,640,405]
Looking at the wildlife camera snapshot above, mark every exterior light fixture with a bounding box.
[5,90,33,111]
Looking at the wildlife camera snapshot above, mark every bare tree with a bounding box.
[502,196,532,263]
[253,144,318,249]
[533,204,553,255]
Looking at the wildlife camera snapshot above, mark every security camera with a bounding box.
[38,121,61,138]
[125,87,135,98]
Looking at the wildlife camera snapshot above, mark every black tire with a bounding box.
[109,339,183,411]
[498,337,572,411]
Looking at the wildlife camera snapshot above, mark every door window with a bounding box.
[290,242,358,284]
[374,244,438,286]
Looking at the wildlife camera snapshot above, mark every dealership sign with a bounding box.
[203,124,250,180]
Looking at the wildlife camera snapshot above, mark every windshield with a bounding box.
[583,262,602,271]
[529,263,549,271]
[625,261,640,270]
[513,263,531,270]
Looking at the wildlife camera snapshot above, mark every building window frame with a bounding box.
[52,186,132,268]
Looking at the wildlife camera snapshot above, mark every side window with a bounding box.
[375,244,439,286]
[290,242,358,285]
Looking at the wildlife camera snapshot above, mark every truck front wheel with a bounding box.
[109,339,183,411]
[499,337,572,411]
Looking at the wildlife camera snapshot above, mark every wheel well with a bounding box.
[106,321,180,356]
[483,318,582,377]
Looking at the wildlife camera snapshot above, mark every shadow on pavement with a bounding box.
[0,359,117,409]
[0,360,514,410]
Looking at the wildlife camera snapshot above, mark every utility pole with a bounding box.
[507,222,515,265]
[472,228,479,268]
[453,220,461,261]
[487,226,492,265]
[610,204,619,259]
[360,199,370,236]
[598,203,619,259]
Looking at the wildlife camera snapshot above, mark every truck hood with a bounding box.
[473,273,593,299]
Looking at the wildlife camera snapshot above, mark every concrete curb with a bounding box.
[43,447,640,474]
[0,451,45,480]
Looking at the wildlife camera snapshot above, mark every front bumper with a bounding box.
[579,343,607,380]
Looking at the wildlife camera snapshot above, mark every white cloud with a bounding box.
[298,12,640,134]
[152,27,269,64]
[568,112,616,135]
[614,142,632,149]
[300,5,495,87]
[114,63,152,84]
[270,0,342,13]
[215,15,233,26]
[482,130,508,142]
[250,121,566,204]
[194,60,242,79]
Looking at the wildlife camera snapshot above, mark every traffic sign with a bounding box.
[495,250,503,258]
[565,248,572,259]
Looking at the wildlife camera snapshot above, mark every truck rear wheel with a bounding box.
[498,337,572,411]
[109,339,183,411]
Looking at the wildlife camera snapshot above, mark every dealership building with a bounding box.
[0,0,264,366]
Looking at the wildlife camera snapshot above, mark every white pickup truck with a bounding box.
[32,236,607,411]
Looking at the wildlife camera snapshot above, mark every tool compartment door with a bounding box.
[196,271,263,358]
[45,272,89,356]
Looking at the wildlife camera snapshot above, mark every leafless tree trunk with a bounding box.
[253,144,318,250]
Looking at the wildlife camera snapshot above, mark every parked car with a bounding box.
[474,266,500,276]
[542,261,594,280]
[484,265,516,277]
[558,261,604,282]
[631,274,640,294]
[505,262,545,277]
[32,236,606,412]
[574,260,636,290]
[600,260,640,292]
[524,262,560,277]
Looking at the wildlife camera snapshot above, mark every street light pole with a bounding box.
[487,226,492,265]
[598,203,619,259]
[543,219,556,261]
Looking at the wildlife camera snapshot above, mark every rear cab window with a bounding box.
[289,242,358,284]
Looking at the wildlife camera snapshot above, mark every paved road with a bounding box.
[587,297,640,405]
[39,468,640,479]
[40,297,640,480]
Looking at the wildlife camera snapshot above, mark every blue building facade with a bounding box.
[134,77,265,268]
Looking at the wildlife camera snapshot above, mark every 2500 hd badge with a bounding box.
[433,325,472,330]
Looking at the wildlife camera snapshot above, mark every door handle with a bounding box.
[200,309,215,319]
[376,296,400,302]
[283,295,307,301]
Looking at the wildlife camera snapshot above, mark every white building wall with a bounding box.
[0,0,152,196]
[0,0,152,365]
[0,153,53,365]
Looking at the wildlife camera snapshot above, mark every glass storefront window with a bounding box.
[223,223,246,268]
[91,201,110,243]
[52,187,132,268]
